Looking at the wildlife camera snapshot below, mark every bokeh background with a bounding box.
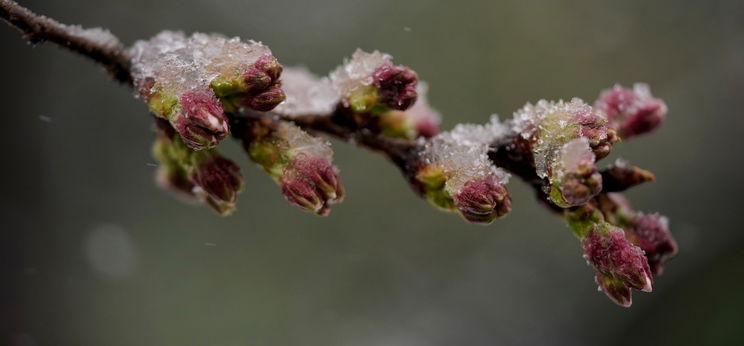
[2,0,743,345]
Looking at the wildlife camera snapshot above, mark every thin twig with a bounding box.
[0,0,132,85]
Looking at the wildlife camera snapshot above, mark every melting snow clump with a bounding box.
[129,31,272,97]
[329,49,391,101]
[423,116,510,194]
[275,67,339,116]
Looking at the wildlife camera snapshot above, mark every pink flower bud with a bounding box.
[189,154,243,206]
[582,227,653,293]
[595,273,632,307]
[254,54,283,81]
[626,213,678,276]
[280,178,325,215]
[415,118,440,138]
[242,84,286,112]
[595,83,667,139]
[173,89,229,150]
[372,64,418,110]
[453,178,511,224]
[559,171,602,206]
[279,154,344,216]
[290,155,344,201]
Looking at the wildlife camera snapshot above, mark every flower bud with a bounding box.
[594,83,667,139]
[241,84,286,112]
[172,89,230,151]
[330,49,419,114]
[626,213,678,276]
[132,32,288,139]
[582,226,653,293]
[548,138,602,207]
[289,154,344,201]
[595,273,632,307]
[278,154,344,216]
[598,193,679,277]
[372,64,418,110]
[189,152,243,207]
[151,123,243,216]
[280,178,326,215]
[240,120,344,215]
[415,118,441,138]
[419,117,511,223]
[453,178,511,224]
[601,158,655,192]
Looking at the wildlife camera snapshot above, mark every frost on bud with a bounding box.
[171,89,230,150]
[330,49,418,114]
[152,121,243,215]
[547,138,602,207]
[241,121,343,215]
[130,31,287,145]
[594,83,667,139]
[582,226,653,294]
[566,205,654,307]
[601,193,678,276]
[189,151,244,214]
[418,117,511,224]
[626,213,678,276]
[281,154,344,216]
[453,178,511,223]
[511,98,615,207]
[274,67,339,117]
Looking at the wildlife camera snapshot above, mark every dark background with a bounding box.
[2,0,743,345]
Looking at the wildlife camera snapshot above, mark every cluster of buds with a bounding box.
[236,119,344,215]
[130,31,286,151]
[329,49,418,114]
[417,117,511,224]
[566,205,654,307]
[596,193,678,276]
[275,53,435,140]
[510,98,617,207]
[594,83,667,139]
[152,120,244,215]
[123,30,674,307]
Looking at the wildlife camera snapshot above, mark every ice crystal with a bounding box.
[274,67,339,116]
[130,31,271,97]
[594,83,667,138]
[423,116,509,194]
[511,98,597,179]
[329,49,392,101]
[556,138,595,178]
[278,122,334,161]
[595,83,661,122]
[63,24,121,49]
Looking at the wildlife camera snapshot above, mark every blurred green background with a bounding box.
[2,0,743,345]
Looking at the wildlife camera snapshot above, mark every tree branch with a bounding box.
[0,0,542,201]
[1,0,676,308]
[0,0,132,85]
